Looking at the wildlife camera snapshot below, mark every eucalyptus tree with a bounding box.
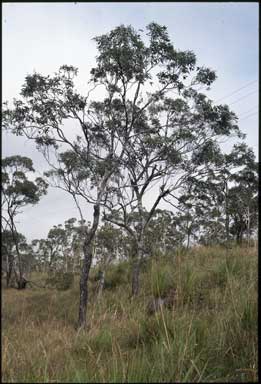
[227,154,258,244]
[182,143,258,246]
[46,225,67,272]
[32,219,84,274]
[205,143,256,243]
[2,231,34,287]
[199,143,258,245]
[94,223,123,297]
[2,22,245,318]
[64,217,83,272]
[97,24,244,295]
[2,230,26,287]
[2,156,48,288]
[143,209,185,256]
[2,61,130,326]
[31,238,49,273]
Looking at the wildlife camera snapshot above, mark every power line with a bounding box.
[238,105,258,118]
[239,111,258,122]
[215,79,258,103]
[229,90,257,106]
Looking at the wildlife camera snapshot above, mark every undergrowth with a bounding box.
[2,245,258,382]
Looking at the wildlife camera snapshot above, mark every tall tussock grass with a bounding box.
[2,245,257,382]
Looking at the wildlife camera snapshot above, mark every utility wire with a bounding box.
[228,90,257,106]
[239,111,258,122]
[215,79,258,102]
[238,105,258,118]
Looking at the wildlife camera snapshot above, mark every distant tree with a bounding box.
[2,156,48,288]
[2,230,26,287]
[186,143,258,246]
[32,224,69,274]
[32,217,86,275]
[46,225,67,272]
[94,223,123,297]
[227,152,258,244]
[171,178,211,248]
[31,238,49,273]
[144,209,185,256]
[64,217,82,273]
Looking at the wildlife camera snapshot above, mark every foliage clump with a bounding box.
[45,272,74,291]
[150,263,176,298]
[103,263,129,290]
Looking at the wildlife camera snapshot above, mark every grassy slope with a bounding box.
[2,246,258,383]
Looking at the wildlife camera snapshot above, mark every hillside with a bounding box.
[2,245,257,383]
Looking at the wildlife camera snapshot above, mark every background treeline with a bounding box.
[2,147,258,288]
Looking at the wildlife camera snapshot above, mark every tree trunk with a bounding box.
[131,238,143,296]
[6,254,14,288]
[65,251,68,272]
[236,227,243,244]
[225,181,230,243]
[97,270,105,299]
[131,196,145,297]
[17,276,28,289]
[162,223,166,255]
[247,206,251,247]
[186,212,191,250]
[131,258,140,296]
[14,249,24,289]
[78,243,92,327]
[77,204,100,329]
[9,216,24,289]
[72,252,75,273]
[186,229,191,250]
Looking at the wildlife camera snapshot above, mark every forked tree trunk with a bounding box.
[78,204,100,329]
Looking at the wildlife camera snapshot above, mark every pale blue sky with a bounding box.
[2,2,259,240]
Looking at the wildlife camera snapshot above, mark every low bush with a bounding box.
[150,263,176,298]
[45,272,74,291]
[104,263,129,290]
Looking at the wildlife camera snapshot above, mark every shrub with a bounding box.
[140,311,175,345]
[179,265,199,305]
[89,328,112,351]
[241,299,257,332]
[45,272,74,291]
[150,264,176,298]
[104,263,129,290]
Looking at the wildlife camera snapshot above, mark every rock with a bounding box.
[146,297,165,315]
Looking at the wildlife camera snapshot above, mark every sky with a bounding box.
[2,2,259,241]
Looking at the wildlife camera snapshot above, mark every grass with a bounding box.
[2,245,258,382]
